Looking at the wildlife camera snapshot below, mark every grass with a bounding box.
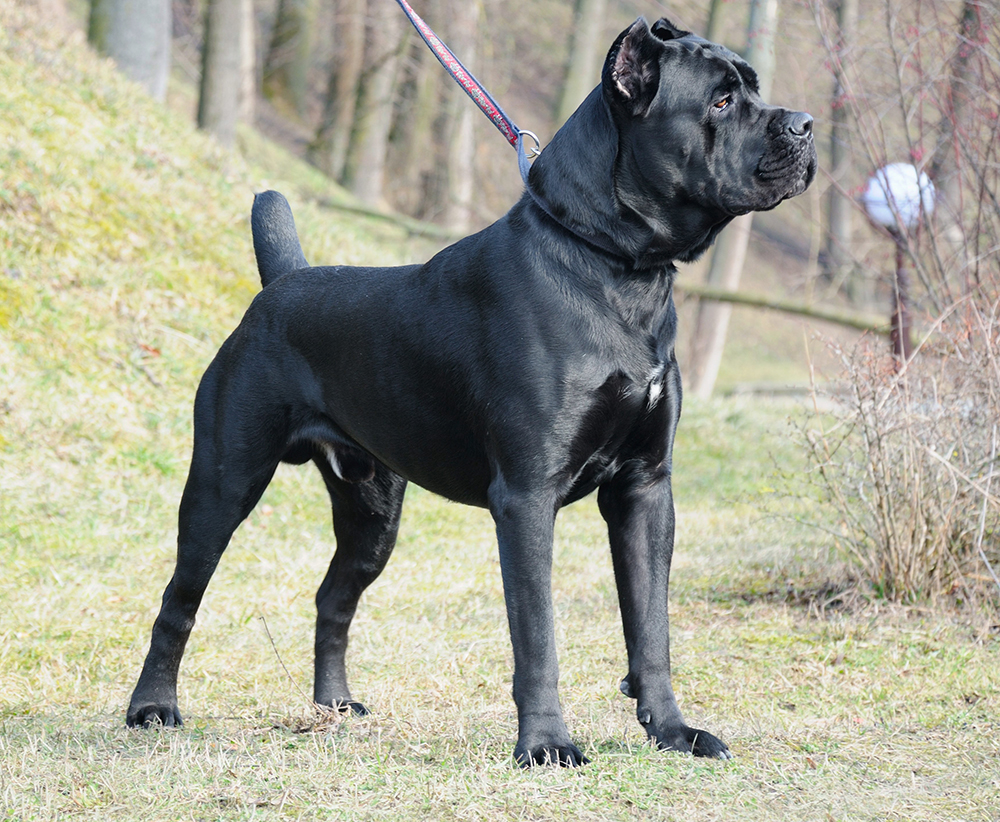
[3,473,999,821]
[1,5,999,821]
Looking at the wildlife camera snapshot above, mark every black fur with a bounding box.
[127,17,816,767]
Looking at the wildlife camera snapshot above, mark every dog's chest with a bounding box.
[561,362,672,497]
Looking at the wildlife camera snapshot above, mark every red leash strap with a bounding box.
[394,0,539,181]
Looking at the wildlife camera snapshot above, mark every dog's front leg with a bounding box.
[598,466,732,759]
[489,477,588,767]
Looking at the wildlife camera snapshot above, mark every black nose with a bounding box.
[786,111,813,138]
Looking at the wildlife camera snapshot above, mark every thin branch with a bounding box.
[675,283,890,334]
[259,614,314,708]
[974,426,1000,595]
[922,447,1000,507]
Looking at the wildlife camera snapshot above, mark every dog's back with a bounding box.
[251,191,309,288]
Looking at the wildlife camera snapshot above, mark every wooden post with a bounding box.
[890,236,913,362]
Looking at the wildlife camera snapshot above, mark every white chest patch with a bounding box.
[648,379,664,406]
[646,363,666,407]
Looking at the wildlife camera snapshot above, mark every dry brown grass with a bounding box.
[3,475,999,821]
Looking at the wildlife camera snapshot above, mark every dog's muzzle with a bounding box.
[757,110,817,198]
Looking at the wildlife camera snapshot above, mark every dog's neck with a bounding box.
[524,88,637,262]
[525,87,731,269]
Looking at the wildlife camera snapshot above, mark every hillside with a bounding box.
[0,3,437,538]
[0,0,840,532]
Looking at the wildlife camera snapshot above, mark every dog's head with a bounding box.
[601,17,818,260]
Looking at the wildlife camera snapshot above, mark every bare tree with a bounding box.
[928,0,984,290]
[825,0,860,298]
[704,0,725,41]
[239,0,257,123]
[88,0,171,100]
[555,0,607,125]
[197,0,250,147]
[687,0,779,400]
[814,0,999,314]
[388,25,445,219]
[263,0,316,117]
[443,0,481,231]
[309,0,367,179]
[341,7,407,205]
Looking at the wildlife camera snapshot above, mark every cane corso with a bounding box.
[127,17,816,766]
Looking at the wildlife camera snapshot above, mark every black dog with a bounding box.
[127,17,816,766]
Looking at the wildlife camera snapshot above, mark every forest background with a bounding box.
[81,0,998,396]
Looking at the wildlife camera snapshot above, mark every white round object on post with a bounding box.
[861,163,935,231]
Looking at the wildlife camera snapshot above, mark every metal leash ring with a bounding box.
[518,130,542,159]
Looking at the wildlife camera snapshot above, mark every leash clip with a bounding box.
[515,130,542,185]
[518,130,542,159]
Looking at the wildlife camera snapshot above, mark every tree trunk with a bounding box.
[443,0,481,231]
[197,0,246,147]
[239,0,257,123]
[390,28,444,219]
[686,0,778,400]
[309,0,367,179]
[341,7,406,206]
[556,0,607,125]
[88,0,171,101]
[686,215,753,398]
[704,0,725,42]
[262,0,315,118]
[929,0,983,294]
[826,0,860,300]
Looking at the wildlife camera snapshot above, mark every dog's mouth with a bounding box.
[758,142,816,192]
[716,124,817,217]
[753,117,818,209]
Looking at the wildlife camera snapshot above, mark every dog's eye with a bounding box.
[712,95,732,112]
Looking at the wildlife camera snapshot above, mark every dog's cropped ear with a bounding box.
[649,18,690,42]
[602,18,663,117]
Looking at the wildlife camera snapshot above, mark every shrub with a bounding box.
[801,300,1000,608]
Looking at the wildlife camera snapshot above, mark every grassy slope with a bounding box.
[1,7,998,821]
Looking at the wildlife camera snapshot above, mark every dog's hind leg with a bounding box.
[312,460,407,715]
[127,367,282,728]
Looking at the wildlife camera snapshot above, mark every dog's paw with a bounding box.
[649,723,732,759]
[126,704,183,729]
[331,699,370,717]
[514,740,590,768]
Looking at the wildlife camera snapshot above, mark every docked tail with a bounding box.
[251,190,309,288]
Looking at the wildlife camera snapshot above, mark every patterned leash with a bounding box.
[395,0,625,257]
[394,0,540,183]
